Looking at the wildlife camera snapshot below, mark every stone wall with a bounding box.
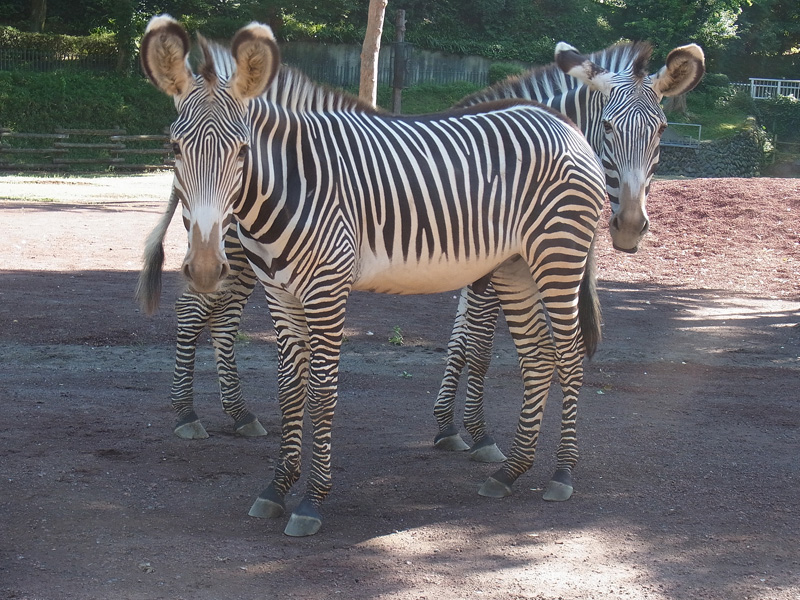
[658,118,770,178]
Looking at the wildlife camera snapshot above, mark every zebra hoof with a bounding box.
[543,469,574,501]
[478,476,513,498]
[434,425,470,451]
[248,484,285,519]
[173,420,209,440]
[468,437,506,463]
[235,418,267,438]
[284,499,322,537]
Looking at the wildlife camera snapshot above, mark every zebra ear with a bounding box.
[140,14,194,98]
[229,22,280,101]
[651,44,705,97]
[555,42,614,96]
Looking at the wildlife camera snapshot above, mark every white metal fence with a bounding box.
[748,78,800,100]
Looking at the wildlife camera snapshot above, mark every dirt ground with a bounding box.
[0,173,798,600]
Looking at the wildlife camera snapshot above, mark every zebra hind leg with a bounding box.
[209,292,266,437]
[171,292,213,439]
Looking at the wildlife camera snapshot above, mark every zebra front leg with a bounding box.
[460,284,505,462]
[171,292,214,439]
[433,288,471,451]
[249,293,309,523]
[208,295,266,437]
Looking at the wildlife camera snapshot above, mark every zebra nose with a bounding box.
[182,259,229,293]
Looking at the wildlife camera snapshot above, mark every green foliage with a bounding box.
[0,70,174,133]
[0,26,116,54]
[375,82,483,114]
[488,63,525,85]
[753,95,800,143]
[388,325,404,346]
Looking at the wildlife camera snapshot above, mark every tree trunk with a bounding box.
[359,0,388,107]
[29,0,46,33]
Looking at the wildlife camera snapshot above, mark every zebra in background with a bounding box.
[135,58,371,439]
[434,40,705,460]
[140,15,607,536]
[136,184,264,439]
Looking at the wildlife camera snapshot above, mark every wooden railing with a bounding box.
[0,127,174,171]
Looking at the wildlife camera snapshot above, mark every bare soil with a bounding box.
[0,173,798,600]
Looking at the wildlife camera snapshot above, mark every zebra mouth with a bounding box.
[613,243,639,254]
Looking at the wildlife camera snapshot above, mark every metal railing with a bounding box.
[661,123,701,148]
[748,78,800,100]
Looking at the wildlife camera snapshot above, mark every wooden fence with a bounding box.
[0,127,174,171]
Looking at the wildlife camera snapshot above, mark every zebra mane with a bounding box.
[457,41,654,107]
[194,36,380,114]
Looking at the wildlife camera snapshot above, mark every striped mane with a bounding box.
[195,36,380,114]
[457,41,654,107]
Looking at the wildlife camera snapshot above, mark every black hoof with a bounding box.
[284,498,322,537]
[248,483,285,518]
[478,469,515,498]
[543,469,574,502]
[234,413,267,437]
[174,411,208,439]
[434,424,470,451]
[468,436,506,463]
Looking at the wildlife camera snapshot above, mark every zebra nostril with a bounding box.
[609,214,620,231]
[182,262,192,281]
[641,219,650,235]
[219,262,230,281]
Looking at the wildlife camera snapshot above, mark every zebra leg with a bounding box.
[476,259,557,498]
[434,284,504,460]
[433,288,471,451]
[249,292,310,523]
[208,300,266,437]
[282,289,350,538]
[460,284,505,463]
[171,292,214,439]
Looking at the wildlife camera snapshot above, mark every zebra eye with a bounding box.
[237,144,249,159]
[602,121,613,134]
[172,142,181,157]
[657,122,668,136]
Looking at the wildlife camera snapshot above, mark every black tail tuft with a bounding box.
[578,239,602,359]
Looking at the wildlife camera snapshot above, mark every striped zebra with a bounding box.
[434,41,705,460]
[140,15,608,536]
[135,60,370,439]
[136,185,264,439]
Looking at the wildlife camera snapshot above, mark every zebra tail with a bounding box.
[578,238,602,359]
[135,185,180,315]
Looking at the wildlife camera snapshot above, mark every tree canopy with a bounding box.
[0,0,798,79]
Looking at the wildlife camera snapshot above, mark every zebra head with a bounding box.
[556,42,705,253]
[140,15,279,293]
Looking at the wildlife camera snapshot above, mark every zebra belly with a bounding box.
[353,253,514,295]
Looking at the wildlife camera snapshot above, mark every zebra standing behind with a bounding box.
[434,40,705,461]
[140,15,607,536]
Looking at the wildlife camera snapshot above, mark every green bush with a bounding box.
[488,62,526,85]
[754,95,800,143]
[0,26,116,55]
[0,70,174,133]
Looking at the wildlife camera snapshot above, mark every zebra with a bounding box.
[140,15,608,536]
[433,41,705,461]
[135,60,371,438]
[136,184,265,439]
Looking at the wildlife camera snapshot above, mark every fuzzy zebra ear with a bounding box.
[555,42,614,96]
[651,44,705,97]
[140,14,194,98]
[229,22,280,101]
